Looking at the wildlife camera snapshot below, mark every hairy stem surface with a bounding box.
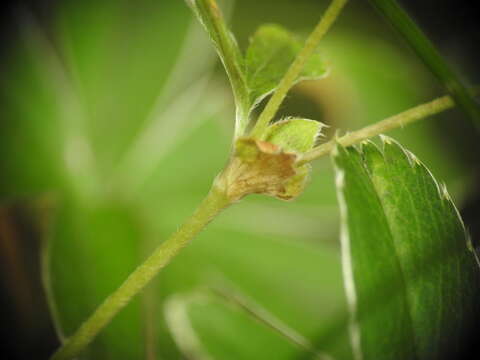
[299,95,454,164]
[50,185,232,360]
[250,0,348,138]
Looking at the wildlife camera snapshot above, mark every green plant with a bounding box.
[2,0,478,359]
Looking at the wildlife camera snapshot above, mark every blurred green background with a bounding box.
[0,0,479,359]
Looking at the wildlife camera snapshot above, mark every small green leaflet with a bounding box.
[245,24,327,110]
[264,117,325,153]
[332,137,480,360]
[187,1,327,137]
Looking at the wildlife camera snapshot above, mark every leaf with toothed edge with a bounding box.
[332,136,480,360]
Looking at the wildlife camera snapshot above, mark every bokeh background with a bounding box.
[0,0,479,359]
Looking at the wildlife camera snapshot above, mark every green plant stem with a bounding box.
[50,185,232,360]
[368,0,480,131]
[249,0,348,138]
[188,0,250,137]
[299,95,454,164]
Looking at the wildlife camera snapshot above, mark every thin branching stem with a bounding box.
[298,95,454,164]
[249,0,348,138]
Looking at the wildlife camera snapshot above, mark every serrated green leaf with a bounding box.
[245,24,327,109]
[264,118,324,153]
[332,138,480,360]
[187,0,250,137]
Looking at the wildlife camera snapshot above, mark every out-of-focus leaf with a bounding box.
[245,24,327,109]
[332,138,480,360]
[158,223,353,360]
[48,200,145,360]
[164,292,310,360]
[9,1,196,359]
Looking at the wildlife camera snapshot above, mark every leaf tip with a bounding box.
[404,149,422,167]
[359,140,383,170]
[379,134,393,145]
[359,139,379,152]
[440,182,452,201]
[380,135,417,168]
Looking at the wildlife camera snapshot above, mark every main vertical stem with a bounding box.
[51,185,232,360]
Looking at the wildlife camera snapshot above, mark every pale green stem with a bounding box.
[188,0,250,138]
[50,185,232,360]
[298,95,454,165]
[250,0,348,138]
